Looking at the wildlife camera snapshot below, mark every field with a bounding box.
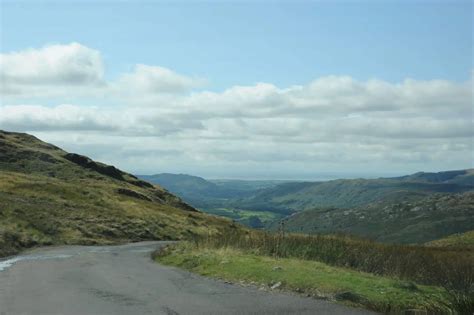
[203,207,283,228]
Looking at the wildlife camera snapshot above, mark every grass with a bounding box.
[155,230,474,314]
[156,243,451,313]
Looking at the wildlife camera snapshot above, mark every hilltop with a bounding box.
[0,130,237,257]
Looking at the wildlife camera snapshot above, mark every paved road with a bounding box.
[0,242,375,315]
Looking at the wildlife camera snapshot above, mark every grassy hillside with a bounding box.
[275,192,474,244]
[0,130,238,257]
[426,231,474,249]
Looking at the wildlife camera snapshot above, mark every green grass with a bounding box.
[155,230,474,314]
[156,243,451,313]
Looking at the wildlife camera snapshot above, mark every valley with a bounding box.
[1,130,473,314]
[139,169,474,244]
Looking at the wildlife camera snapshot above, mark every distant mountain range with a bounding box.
[138,173,285,208]
[235,170,474,213]
[139,170,474,243]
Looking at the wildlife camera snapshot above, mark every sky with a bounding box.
[0,0,473,179]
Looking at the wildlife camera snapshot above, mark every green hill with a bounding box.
[0,130,237,257]
[274,192,474,244]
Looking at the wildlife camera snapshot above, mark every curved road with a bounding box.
[0,242,374,315]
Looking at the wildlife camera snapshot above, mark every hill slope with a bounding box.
[0,130,237,257]
[276,192,474,244]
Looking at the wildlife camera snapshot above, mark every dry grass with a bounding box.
[190,230,474,314]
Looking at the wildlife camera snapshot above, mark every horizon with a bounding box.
[131,167,473,182]
[1,1,473,178]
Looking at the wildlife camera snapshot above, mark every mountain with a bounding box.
[137,173,231,208]
[233,170,474,214]
[0,130,237,257]
[273,191,474,244]
[138,170,474,232]
[137,173,284,208]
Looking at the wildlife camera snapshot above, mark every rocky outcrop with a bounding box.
[64,153,125,180]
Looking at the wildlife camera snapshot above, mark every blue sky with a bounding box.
[2,1,472,89]
[0,1,473,179]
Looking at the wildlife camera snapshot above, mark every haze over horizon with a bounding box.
[1,1,473,179]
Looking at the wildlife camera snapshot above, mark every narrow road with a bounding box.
[0,242,374,315]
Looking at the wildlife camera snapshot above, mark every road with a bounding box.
[0,241,375,315]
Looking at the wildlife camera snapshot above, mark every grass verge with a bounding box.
[155,242,453,314]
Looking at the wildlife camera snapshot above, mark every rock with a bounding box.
[64,153,125,180]
[117,188,152,201]
[271,281,282,290]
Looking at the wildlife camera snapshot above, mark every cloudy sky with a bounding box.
[0,1,472,179]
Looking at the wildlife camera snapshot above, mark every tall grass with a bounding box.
[193,230,473,314]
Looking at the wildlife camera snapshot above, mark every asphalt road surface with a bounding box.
[0,241,375,315]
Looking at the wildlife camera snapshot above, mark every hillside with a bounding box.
[0,130,238,257]
[234,170,474,214]
[275,192,474,244]
[426,230,474,248]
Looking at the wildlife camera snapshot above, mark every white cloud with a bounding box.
[0,42,472,177]
[0,43,104,95]
[115,64,204,95]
